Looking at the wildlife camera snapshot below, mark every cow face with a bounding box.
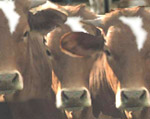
[97,7,150,111]
[0,0,30,96]
[0,0,66,101]
[45,22,104,111]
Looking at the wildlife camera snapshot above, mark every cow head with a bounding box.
[0,0,66,101]
[88,7,150,112]
[44,19,104,111]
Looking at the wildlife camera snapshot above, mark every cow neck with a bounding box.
[90,54,122,117]
[90,54,114,97]
[24,37,52,99]
[8,39,64,118]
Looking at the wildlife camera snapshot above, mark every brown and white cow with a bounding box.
[82,7,150,119]
[0,0,67,119]
[44,4,105,119]
[45,6,150,119]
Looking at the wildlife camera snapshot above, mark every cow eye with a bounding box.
[23,31,29,37]
[46,49,51,56]
[104,49,111,56]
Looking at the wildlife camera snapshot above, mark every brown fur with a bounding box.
[0,1,66,119]
[44,4,103,119]
[89,7,150,119]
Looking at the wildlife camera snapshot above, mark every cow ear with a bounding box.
[80,21,102,36]
[60,32,105,58]
[28,9,67,35]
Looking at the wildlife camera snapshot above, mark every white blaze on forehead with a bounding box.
[65,17,88,33]
[38,1,59,10]
[0,1,20,34]
[119,16,147,51]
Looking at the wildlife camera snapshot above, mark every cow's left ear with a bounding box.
[28,8,67,35]
[60,32,105,58]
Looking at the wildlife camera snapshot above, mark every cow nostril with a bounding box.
[140,90,146,100]
[121,91,128,100]
[12,73,19,84]
[80,90,87,100]
[62,91,69,100]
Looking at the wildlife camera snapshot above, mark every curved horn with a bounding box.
[30,0,47,8]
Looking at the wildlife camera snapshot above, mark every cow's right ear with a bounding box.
[28,8,67,35]
[60,32,105,58]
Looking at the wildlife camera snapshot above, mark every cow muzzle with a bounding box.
[0,71,23,94]
[116,88,150,111]
[56,88,91,111]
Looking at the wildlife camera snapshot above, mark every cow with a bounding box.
[0,0,67,119]
[80,7,150,119]
[43,4,105,119]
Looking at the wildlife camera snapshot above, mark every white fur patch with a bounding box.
[56,89,62,108]
[65,17,88,33]
[40,1,59,10]
[119,16,147,51]
[116,89,122,108]
[0,1,20,34]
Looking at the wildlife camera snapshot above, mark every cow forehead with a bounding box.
[0,1,20,34]
[65,17,88,33]
[119,16,147,51]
